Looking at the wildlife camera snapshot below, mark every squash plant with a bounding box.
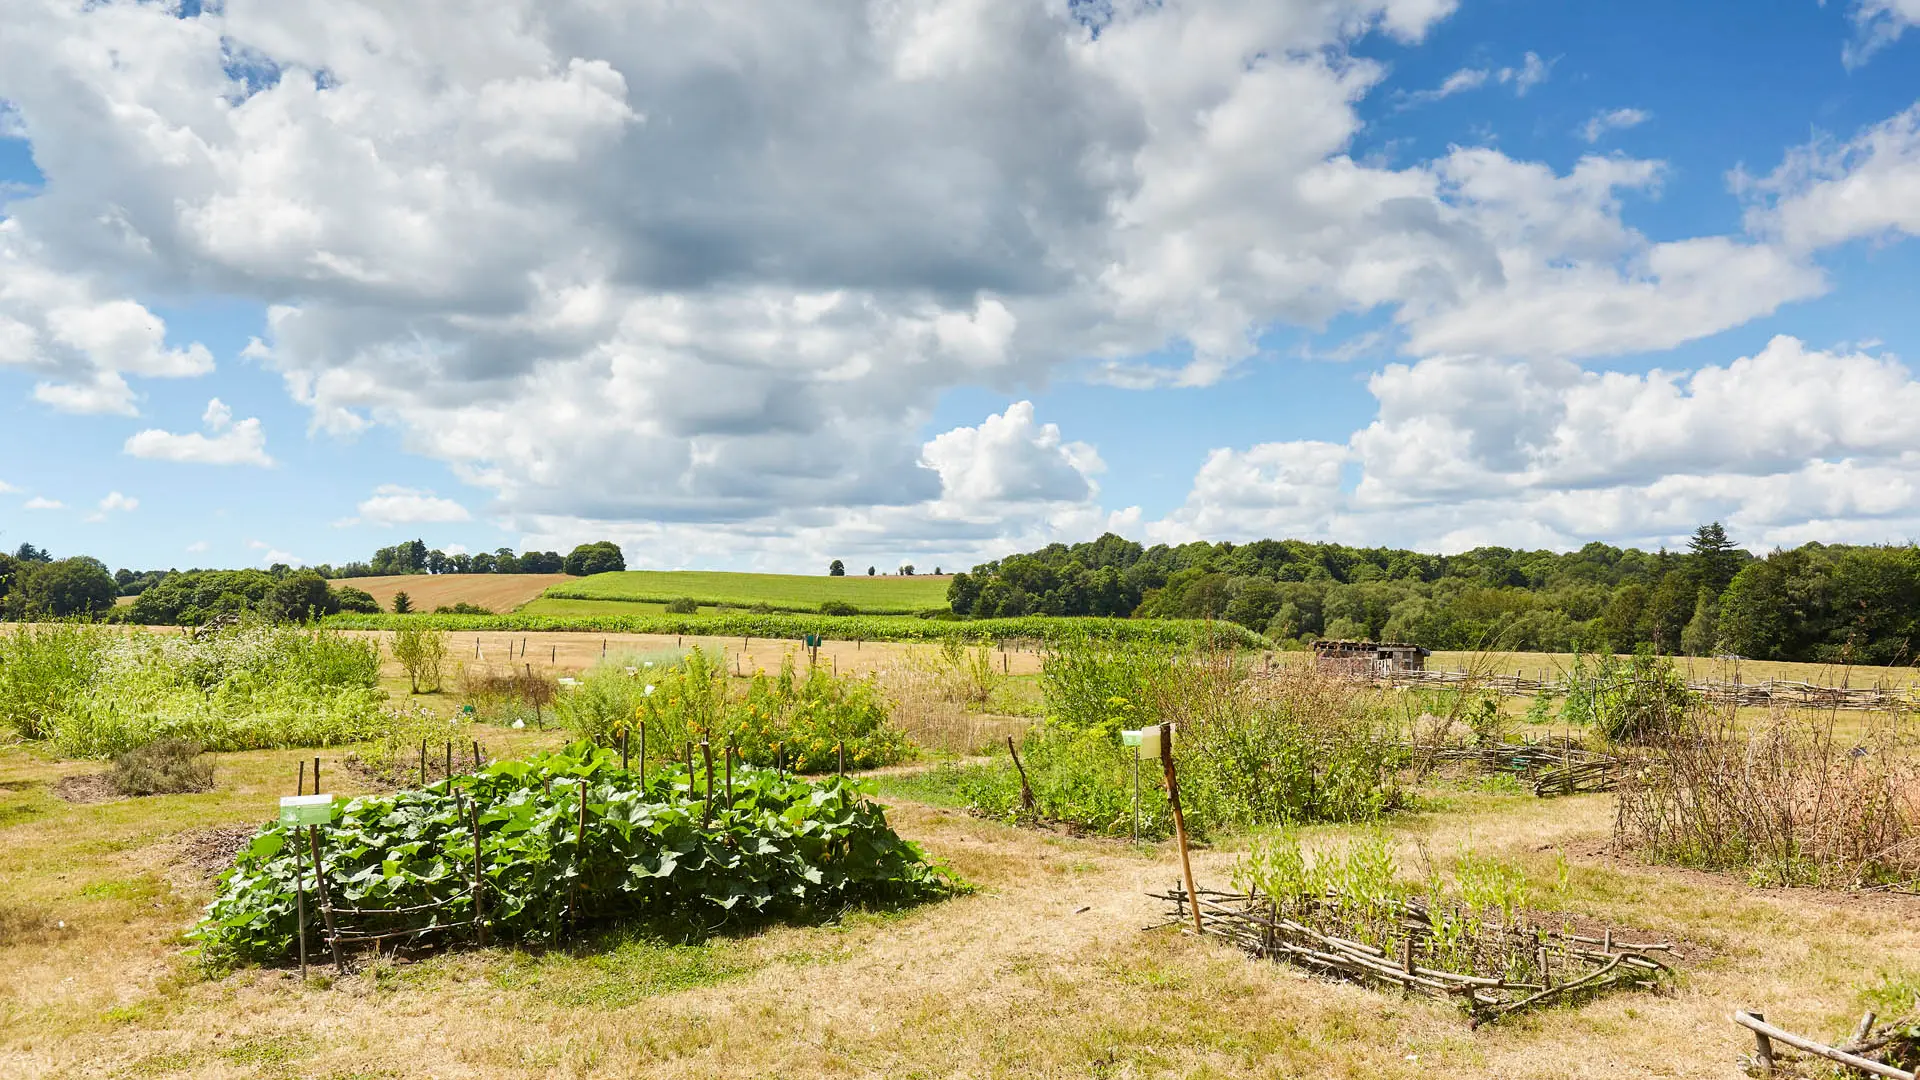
[195,743,951,964]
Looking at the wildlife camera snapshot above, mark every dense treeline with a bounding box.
[0,544,387,624]
[323,538,626,578]
[950,527,1920,664]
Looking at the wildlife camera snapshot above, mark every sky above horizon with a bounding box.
[3,0,1920,574]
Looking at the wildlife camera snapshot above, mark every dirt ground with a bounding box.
[0,731,1916,1079]
[333,574,569,614]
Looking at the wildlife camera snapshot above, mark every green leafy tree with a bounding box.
[390,623,448,694]
[264,571,338,623]
[392,591,413,615]
[1686,522,1745,597]
[1680,588,1719,656]
[562,541,626,576]
[14,557,117,618]
[332,586,381,614]
[829,559,845,577]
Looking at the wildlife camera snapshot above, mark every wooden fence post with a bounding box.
[1159,724,1202,937]
[1750,1011,1774,1075]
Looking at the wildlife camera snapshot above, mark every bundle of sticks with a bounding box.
[1733,1009,1918,1079]
[1152,885,1675,1025]
[1427,741,1628,796]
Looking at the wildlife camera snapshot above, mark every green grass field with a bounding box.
[546,570,953,615]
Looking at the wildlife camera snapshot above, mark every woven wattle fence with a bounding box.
[1151,885,1676,1025]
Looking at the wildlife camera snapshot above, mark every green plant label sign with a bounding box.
[278,794,333,826]
[1120,729,1143,747]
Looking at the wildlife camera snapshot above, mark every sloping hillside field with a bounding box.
[340,574,568,613]
[546,570,953,614]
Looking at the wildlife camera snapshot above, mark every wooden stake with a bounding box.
[306,826,346,974]
[837,741,846,776]
[472,740,483,768]
[724,743,733,805]
[621,730,630,770]
[701,742,714,826]
[419,739,428,786]
[295,825,308,980]
[469,797,487,947]
[312,756,321,794]
[1749,1010,1775,1077]
[297,760,306,796]
[444,740,452,780]
[1158,724,1202,937]
[1006,736,1036,812]
[637,722,646,782]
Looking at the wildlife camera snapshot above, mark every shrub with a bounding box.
[460,667,560,727]
[664,597,699,615]
[950,643,1406,840]
[1614,705,1919,888]
[0,622,387,757]
[193,743,952,964]
[724,659,910,772]
[333,586,381,614]
[111,739,215,795]
[390,624,448,693]
[556,662,656,746]
[1163,656,1408,835]
[1561,648,1693,744]
[820,600,859,616]
[392,591,413,615]
[434,602,494,615]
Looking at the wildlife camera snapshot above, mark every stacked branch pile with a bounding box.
[1157,885,1674,1025]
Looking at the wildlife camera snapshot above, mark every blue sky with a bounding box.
[2,0,1919,573]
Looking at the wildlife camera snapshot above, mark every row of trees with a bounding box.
[827,560,942,576]
[104,539,634,602]
[1,545,119,619]
[949,527,1920,663]
[324,539,626,578]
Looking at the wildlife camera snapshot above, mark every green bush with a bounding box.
[193,743,952,964]
[433,602,494,615]
[0,622,387,757]
[948,645,1406,840]
[111,738,215,795]
[390,623,449,693]
[664,597,700,614]
[819,600,859,616]
[1559,648,1694,744]
[724,658,909,772]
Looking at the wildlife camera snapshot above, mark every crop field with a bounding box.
[1427,650,1920,689]
[546,570,953,614]
[3,740,1918,1078]
[334,574,569,614]
[1,627,1915,1079]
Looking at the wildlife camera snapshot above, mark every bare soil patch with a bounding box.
[169,824,261,879]
[341,573,568,614]
[53,772,119,804]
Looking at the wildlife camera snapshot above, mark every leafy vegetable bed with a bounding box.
[196,744,951,964]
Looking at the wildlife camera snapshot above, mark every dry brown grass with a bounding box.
[3,726,1920,1078]
[1430,650,1920,690]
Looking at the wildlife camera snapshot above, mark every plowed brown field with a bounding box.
[337,573,566,613]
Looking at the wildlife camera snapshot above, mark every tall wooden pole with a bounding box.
[1158,724,1202,936]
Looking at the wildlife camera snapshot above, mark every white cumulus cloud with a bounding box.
[23,495,62,510]
[1844,0,1920,67]
[1743,103,1920,251]
[123,397,274,466]
[1153,336,1920,552]
[343,485,474,527]
[1580,107,1649,143]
